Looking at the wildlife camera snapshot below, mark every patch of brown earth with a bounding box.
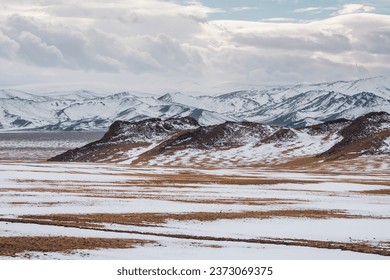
[356,189,390,195]
[340,180,390,187]
[8,202,64,206]
[173,198,305,206]
[79,194,303,206]
[269,156,390,177]
[9,174,322,189]
[19,210,371,228]
[139,173,320,186]
[0,236,152,257]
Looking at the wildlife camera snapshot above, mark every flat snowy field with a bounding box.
[0,159,389,259]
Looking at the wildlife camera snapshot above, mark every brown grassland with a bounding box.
[1,156,389,258]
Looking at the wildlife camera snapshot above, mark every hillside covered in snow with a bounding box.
[1,77,389,131]
[49,111,390,167]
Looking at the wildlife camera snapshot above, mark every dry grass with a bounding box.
[12,164,389,190]
[356,189,390,195]
[279,156,390,175]
[79,195,303,206]
[18,210,371,228]
[340,180,390,187]
[8,202,64,206]
[3,159,390,258]
[1,215,389,257]
[11,174,321,188]
[2,234,388,257]
[172,198,305,206]
[0,236,153,257]
[133,173,320,186]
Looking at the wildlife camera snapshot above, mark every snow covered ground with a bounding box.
[0,160,389,259]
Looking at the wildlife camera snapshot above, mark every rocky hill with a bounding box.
[48,117,199,163]
[48,112,390,167]
[319,112,390,160]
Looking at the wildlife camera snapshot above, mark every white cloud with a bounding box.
[294,7,322,13]
[294,7,337,14]
[18,31,64,67]
[0,0,388,92]
[335,4,376,16]
[0,30,20,58]
[260,18,297,23]
[232,7,259,12]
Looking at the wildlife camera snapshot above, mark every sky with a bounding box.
[201,0,389,21]
[0,0,389,94]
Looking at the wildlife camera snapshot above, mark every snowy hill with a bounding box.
[48,112,390,166]
[0,91,234,131]
[1,77,389,131]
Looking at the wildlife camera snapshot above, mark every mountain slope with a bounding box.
[48,117,199,163]
[1,77,389,131]
[48,112,390,167]
[319,112,390,160]
[0,91,233,131]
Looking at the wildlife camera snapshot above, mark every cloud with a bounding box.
[17,31,64,67]
[205,13,390,84]
[294,7,322,13]
[294,7,338,14]
[0,30,19,58]
[261,18,296,22]
[0,0,389,92]
[231,7,259,12]
[335,4,376,16]
[233,32,351,54]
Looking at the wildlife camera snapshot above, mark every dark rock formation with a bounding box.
[319,112,390,159]
[49,112,390,164]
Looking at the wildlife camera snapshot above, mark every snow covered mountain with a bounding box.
[0,90,234,131]
[1,77,389,131]
[49,112,390,166]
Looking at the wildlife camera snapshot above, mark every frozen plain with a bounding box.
[0,159,389,260]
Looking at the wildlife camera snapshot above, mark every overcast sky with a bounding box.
[0,0,389,93]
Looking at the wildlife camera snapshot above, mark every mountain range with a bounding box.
[49,111,390,166]
[1,77,389,131]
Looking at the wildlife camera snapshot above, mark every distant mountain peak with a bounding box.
[0,77,389,131]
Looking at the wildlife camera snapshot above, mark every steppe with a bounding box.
[1,154,389,259]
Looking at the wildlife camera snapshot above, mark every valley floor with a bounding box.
[0,158,389,259]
